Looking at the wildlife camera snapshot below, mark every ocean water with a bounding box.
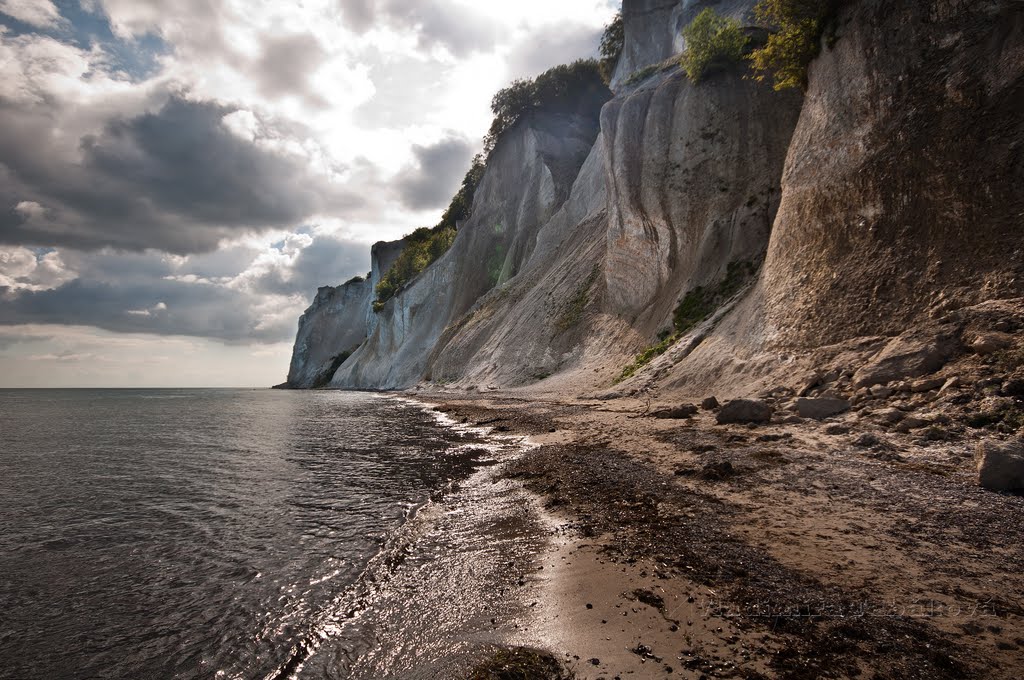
[0,389,541,679]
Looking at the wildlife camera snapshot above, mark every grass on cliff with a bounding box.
[555,267,600,334]
[616,261,757,383]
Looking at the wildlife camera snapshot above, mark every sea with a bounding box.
[0,389,544,679]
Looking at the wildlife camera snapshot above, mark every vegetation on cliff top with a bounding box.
[375,61,610,311]
[599,12,624,85]
[483,59,609,157]
[749,0,842,90]
[680,8,749,83]
[373,155,485,311]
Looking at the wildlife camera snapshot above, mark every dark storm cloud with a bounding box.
[337,0,500,56]
[0,96,361,254]
[0,277,289,343]
[394,136,474,210]
[0,235,371,343]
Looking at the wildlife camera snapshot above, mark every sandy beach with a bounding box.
[428,394,1024,679]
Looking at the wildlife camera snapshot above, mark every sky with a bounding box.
[0,0,618,387]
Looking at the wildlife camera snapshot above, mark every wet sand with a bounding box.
[428,395,1024,679]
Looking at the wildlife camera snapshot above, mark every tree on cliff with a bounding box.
[749,0,842,90]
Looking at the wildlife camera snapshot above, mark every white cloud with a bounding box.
[0,247,78,292]
[0,0,62,28]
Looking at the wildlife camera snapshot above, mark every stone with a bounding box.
[976,440,1024,492]
[851,329,958,388]
[824,424,851,435]
[895,416,931,433]
[796,397,851,420]
[939,377,961,394]
[910,377,945,393]
[854,433,882,447]
[651,404,699,419]
[969,332,1013,355]
[701,396,720,411]
[716,399,773,425]
[1002,372,1024,398]
[870,385,894,399]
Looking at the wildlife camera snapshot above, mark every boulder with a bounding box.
[976,440,1024,492]
[939,377,961,394]
[852,329,958,388]
[872,407,906,424]
[701,396,720,411]
[870,385,894,399]
[716,399,772,425]
[796,397,851,420]
[969,332,1013,355]
[651,404,699,419]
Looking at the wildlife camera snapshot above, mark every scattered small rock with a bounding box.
[796,397,851,420]
[895,416,931,433]
[976,440,1024,491]
[716,399,772,424]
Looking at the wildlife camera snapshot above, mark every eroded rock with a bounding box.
[796,397,851,420]
[716,399,772,425]
[976,440,1024,492]
[651,404,698,419]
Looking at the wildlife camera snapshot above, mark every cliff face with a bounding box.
[285,281,371,388]
[282,238,404,389]
[761,0,1024,347]
[282,0,1023,398]
[329,105,604,390]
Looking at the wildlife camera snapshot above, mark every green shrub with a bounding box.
[599,12,624,85]
[748,0,840,90]
[483,59,610,156]
[680,8,749,83]
[616,261,758,382]
[372,154,486,311]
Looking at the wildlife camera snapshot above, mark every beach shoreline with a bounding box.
[418,392,1024,679]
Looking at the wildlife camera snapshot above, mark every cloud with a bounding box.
[338,0,501,56]
[0,0,62,28]
[256,33,330,106]
[0,246,77,292]
[504,22,603,79]
[0,92,362,253]
[0,234,370,343]
[394,135,474,210]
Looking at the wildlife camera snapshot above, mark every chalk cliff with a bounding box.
[282,0,1023,400]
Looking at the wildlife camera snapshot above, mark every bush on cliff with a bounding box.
[373,155,485,311]
[748,0,841,90]
[483,59,609,156]
[599,12,624,85]
[680,8,748,83]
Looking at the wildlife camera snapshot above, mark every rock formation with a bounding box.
[282,0,1023,412]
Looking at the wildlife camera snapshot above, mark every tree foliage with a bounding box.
[748,0,839,90]
[373,156,485,311]
[599,12,624,85]
[680,8,749,83]
[483,59,609,156]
